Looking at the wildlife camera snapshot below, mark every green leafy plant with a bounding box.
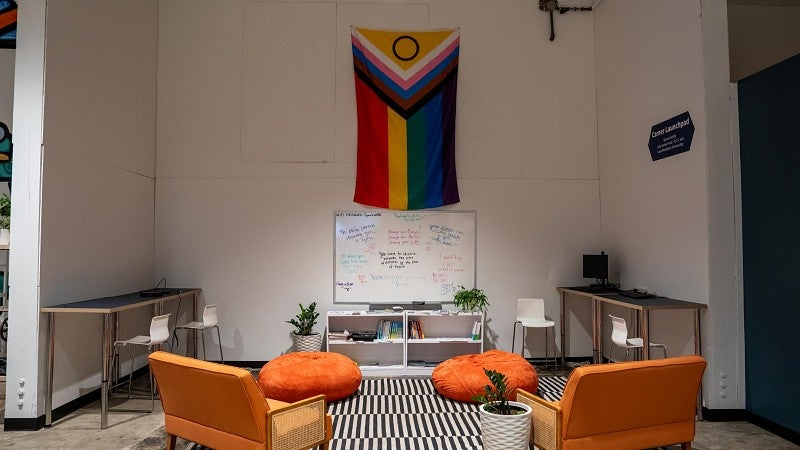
[453,285,489,312]
[286,302,319,336]
[472,368,525,415]
[0,193,9,229]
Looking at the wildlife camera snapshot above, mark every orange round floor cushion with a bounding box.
[432,350,539,403]
[258,352,362,403]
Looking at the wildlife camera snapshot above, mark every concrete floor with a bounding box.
[0,377,797,449]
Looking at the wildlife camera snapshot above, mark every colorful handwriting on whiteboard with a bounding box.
[368,273,411,288]
[439,282,457,296]
[428,224,464,246]
[338,224,377,244]
[393,212,421,222]
[379,251,420,270]
[336,281,354,291]
[439,254,465,272]
[387,228,421,246]
[339,253,368,273]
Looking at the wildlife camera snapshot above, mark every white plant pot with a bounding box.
[479,401,532,450]
[293,332,323,352]
[0,228,8,245]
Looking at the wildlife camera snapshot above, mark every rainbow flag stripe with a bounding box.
[352,27,460,210]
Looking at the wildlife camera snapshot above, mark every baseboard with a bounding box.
[701,407,750,421]
[703,408,800,446]
[747,411,800,446]
[3,416,45,431]
[4,365,151,431]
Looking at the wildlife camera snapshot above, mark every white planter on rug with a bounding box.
[292,332,322,352]
[479,400,532,450]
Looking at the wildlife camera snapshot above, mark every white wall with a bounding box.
[155,0,601,361]
[9,0,744,422]
[6,0,47,421]
[595,0,741,409]
[6,0,159,418]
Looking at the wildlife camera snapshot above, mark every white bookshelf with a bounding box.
[327,310,484,376]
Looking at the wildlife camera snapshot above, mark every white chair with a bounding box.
[609,314,667,361]
[512,298,556,367]
[176,304,224,364]
[112,313,171,412]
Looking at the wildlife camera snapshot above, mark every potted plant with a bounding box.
[0,193,9,245]
[473,368,532,450]
[286,301,322,352]
[453,285,489,313]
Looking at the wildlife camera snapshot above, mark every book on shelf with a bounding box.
[407,320,425,339]
[351,330,378,341]
[375,320,403,339]
[471,321,481,340]
[328,329,351,342]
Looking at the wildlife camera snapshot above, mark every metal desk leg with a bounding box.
[560,290,566,367]
[101,313,113,429]
[191,291,198,358]
[594,298,603,363]
[45,312,54,427]
[641,311,651,360]
[694,309,703,419]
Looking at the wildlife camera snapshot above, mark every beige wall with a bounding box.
[595,0,740,409]
[8,0,746,420]
[6,0,159,415]
[155,0,601,361]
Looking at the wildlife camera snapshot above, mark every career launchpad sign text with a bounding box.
[648,111,694,161]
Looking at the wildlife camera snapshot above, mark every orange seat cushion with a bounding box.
[257,352,362,403]
[432,350,539,403]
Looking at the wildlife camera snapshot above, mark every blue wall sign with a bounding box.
[648,111,694,161]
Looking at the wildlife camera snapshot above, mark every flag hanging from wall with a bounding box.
[351,27,460,210]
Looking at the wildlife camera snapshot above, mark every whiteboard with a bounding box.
[334,210,476,303]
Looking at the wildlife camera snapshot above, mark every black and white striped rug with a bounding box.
[327,376,567,450]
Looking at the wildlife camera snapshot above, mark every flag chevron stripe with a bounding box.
[353,44,459,101]
[354,64,457,120]
[351,27,460,81]
[351,32,460,88]
[353,27,460,211]
[353,37,459,92]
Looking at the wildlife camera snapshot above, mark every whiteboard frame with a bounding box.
[333,209,477,304]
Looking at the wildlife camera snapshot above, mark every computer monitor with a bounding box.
[583,252,608,285]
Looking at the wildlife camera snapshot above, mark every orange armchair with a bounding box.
[516,355,706,450]
[148,351,332,450]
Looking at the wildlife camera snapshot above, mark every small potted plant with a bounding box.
[453,285,489,313]
[286,301,322,352]
[473,368,532,450]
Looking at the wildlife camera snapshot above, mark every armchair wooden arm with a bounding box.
[516,388,561,450]
[267,395,331,450]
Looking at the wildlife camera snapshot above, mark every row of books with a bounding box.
[376,320,403,339]
[407,320,425,339]
[330,320,482,341]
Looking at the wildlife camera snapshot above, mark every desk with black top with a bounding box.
[41,288,201,429]
[557,287,707,365]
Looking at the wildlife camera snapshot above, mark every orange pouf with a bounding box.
[432,350,539,403]
[258,352,362,403]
